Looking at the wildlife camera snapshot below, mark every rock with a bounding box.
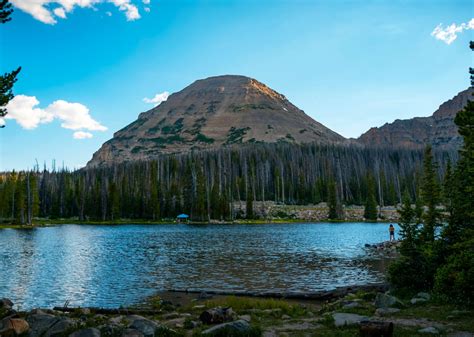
[99,324,122,337]
[201,319,250,335]
[374,293,403,308]
[238,315,251,322]
[121,329,144,337]
[108,316,124,325]
[27,313,59,337]
[418,327,439,334]
[0,299,13,310]
[79,308,91,315]
[416,292,431,300]
[281,314,291,320]
[183,320,200,329]
[45,317,76,337]
[375,308,400,316]
[0,318,30,336]
[129,318,159,337]
[199,307,235,324]
[342,301,360,309]
[332,313,369,327]
[163,317,185,329]
[69,328,101,337]
[192,305,205,310]
[411,297,428,305]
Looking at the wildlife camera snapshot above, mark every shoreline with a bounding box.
[0,218,396,229]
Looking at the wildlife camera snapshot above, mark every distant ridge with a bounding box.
[87,75,346,167]
[357,88,473,150]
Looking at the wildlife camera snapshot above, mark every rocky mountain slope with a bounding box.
[357,87,473,149]
[87,75,345,167]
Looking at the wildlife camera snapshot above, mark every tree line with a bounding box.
[0,143,456,224]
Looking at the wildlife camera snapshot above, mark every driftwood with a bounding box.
[52,307,161,316]
[167,283,389,301]
[199,307,235,324]
[359,320,394,337]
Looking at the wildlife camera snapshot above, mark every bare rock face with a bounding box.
[87,75,346,167]
[357,88,473,150]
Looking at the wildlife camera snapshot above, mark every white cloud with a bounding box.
[53,7,67,18]
[73,131,94,139]
[143,91,169,106]
[144,7,150,12]
[10,0,145,24]
[142,0,150,4]
[431,18,474,45]
[4,95,107,139]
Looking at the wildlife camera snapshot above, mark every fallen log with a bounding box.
[52,307,161,316]
[359,320,394,337]
[167,283,389,301]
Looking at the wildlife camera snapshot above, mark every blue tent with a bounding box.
[177,214,189,219]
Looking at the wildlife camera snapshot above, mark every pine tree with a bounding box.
[420,145,440,242]
[364,173,378,221]
[327,179,338,220]
[246,183,254,219]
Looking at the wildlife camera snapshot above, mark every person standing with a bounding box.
[389,224,395,241]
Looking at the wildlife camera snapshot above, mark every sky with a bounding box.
[0,0,472,171]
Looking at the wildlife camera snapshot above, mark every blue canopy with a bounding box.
[177,214,189,219]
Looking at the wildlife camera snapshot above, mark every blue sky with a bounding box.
[0,0,472,170]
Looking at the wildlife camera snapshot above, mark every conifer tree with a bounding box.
[327,179,338,220]
[364,173,378,221]
[420,145,440,242]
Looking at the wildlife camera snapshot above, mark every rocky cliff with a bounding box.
[357,88,473,149]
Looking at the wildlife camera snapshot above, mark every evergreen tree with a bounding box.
[327,179,338,220]
[364,173,378,221]
[246,183,254,219]
[420,145,440,242]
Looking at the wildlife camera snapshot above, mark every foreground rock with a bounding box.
[332,313,369,327]
[201,319,250,335]
[69,328,101,337]
[0,318,30,336]
[374,293,404,308]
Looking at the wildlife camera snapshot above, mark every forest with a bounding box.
[0,143,456,223]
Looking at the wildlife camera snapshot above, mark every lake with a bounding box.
[0,222,398,310]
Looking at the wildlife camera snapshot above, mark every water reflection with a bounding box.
[0,223,398,309]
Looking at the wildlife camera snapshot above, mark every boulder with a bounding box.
[411,297,428,305]
[332,313,368,327]
[199,307,235,324]
[27,313,59,337]
[374,308,400,316]
[44,317,76,337]
[121,329,144,337]
[201,319,250,335]
[0,318,30,336]
[0,299,13,310]
[374,293,403,308]
[129,318,159,337]
[69,328,101,337]
[416,292,431,300]
[418,327,439,334]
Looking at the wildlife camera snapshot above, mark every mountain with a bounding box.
[87,75,346,167]
[357,88,473,149]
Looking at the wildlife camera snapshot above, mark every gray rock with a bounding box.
[411,297,428,305]
[45,317,76,337]
[375,308,400,316]
[27,313,59,337]
[374,293,403,308]
[69,328,101,337]
[121,329,144,337]
[238,315,251,322]
[342,301,360,309]
[418,327,439,334]
[202,319,250,335]
[332,313,368,327]
[0,299,13,310]
[416,292,431,300]
[129,319,159,337]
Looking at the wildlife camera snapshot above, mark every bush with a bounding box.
[433,244,474,306]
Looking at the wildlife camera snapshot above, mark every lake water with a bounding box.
[0,222,398,309]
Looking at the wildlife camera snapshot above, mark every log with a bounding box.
[52,307,161,316]
[359,320,394,337]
